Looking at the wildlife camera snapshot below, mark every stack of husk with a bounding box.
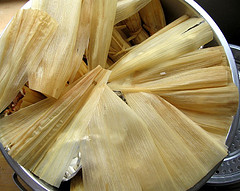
[0,0,239,191]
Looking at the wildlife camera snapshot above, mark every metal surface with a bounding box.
[0,0,239,190]
[207,45,240,185]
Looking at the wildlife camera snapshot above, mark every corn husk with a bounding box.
[87,0,117,70]
[121,13,149,44]
[29,0,91,98]
[71,173,84,191]
[81,85,177,191]
[31,68,111,187]
[20,86,46,108]
[110,66,231,92]
[139,0,166,35]
[108,28,131,62]
[158,83,239,115]
[72,60,88,82]
[124,92,228,190]
[109,17,213,82]
[134,46,228,83]
[115,0,151,24]
[180,109,234,144]
[0,9,57,112]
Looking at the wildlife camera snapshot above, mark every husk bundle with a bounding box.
[139,0,166,35]
[0,9,57,112]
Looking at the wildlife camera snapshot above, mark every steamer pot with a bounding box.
[0,0,239,190]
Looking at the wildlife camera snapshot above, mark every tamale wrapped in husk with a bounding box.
[0,9,57,112]
[115,0,151,24]
[121,13,149,44]
[81,85,177,191]
[109,17,213,82]
[134,46,228,83]
[108,28,131,62]
[125,92,228,190]
[87,0,117,70]
[29,0,91,98]
[139,0,166,35]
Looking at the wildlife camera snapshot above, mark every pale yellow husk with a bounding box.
[71,173,84,191]
[121,13,149,44]
[109,17,213,82]
[139,0,166,35]
[115,0,151,24]
[87,0,117,70]
[29,0,91,98]
[81,85,177,191]
[124,92,228,190]
[0,9,57,112]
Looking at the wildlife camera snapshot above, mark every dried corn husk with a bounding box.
[109,17,213,81]
[139,0,166,35]
[87,0,117,70]
[29,0,91,98]
[115,0,151,24]
[71,173,84,191]
[72,60,88,82]
[81,85,177,191]
[159,83,239,115]
[20,86,46,108]
[124,92,228,190]
[121,13,149,44]
[0,9,57,112]
[108,28,131,62]
[134,46,228,83]
[31,68,111,187]
[180,109,233,144]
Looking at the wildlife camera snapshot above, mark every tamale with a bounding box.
[115,0,151,24]
[0,9,57,112]
[31,69,111,187]
[109,17,213,81]
[125,92,228,190]
[87,0,117,70]
[81,85,177,191]
[134,46,228,83]
[139,0,166,35]
[29,0,90,98]
[108,28,131,62]
[121,13,149,44]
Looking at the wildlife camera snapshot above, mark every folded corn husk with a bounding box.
[81,85,177,191]
[134,46,227,83]
[71,173,84,191]
[121,13,149,44]
[87,0,117,70]
[124,92,228,190]
[110,66,230,92]
[0,9,57,112]
[109,17,213,82]
[29,0,92,98]
[20,86,46,108]
[159,83,238,115]
[115,0,151,24]
[139,0,166,35]
[108,28,132,62]
[31,68,111,187]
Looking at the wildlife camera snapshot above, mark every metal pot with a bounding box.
[1,0,239,190]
